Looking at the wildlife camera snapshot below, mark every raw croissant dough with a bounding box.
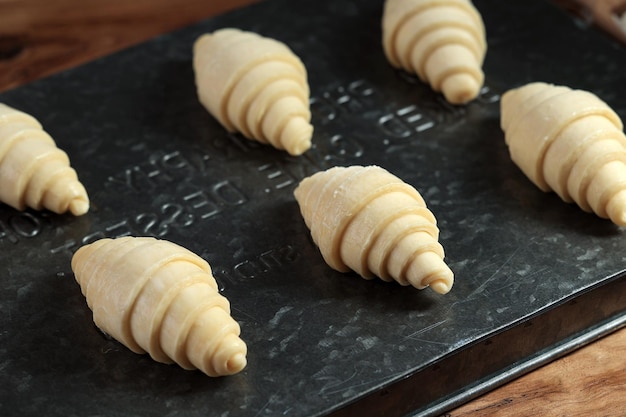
[382,0,487,104]
[71,236,247,377]
[501,82,626,226]
[193,28,313,156]
[294,165,454,294]
[0,103,89,215]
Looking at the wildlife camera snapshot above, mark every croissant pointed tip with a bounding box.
[226,352,247,374]
[429,279,452,295]
[69,198,89,216]
[441,73,481,104]
[281,116,313,156]
[607,189,626,226]
[406,251,454,293]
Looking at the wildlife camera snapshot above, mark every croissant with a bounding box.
[71,236,247,377]
[193,28,313,156]
[382,0,487,104]
[501,82,626,226]
[294,165,454,294]
[0,103,89,215]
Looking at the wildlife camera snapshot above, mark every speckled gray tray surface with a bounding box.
[1,0,626,416]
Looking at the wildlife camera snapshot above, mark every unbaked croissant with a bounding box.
[501,82,626,226]
[0,103,89,215]
[382,0,487,104]
[71,236,247,377]
[193,28,313,156]
[294,165,454,294]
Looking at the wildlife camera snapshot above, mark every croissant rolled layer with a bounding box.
[0,103,89,215]
[193,28,313,155]
[294,165,454,294]
[382,0,487,104]
[501,82,626,226]
[71,236,247,377]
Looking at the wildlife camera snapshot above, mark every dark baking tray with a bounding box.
[1,0,625,416]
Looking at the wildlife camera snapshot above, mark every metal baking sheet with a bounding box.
[1,0,626,416]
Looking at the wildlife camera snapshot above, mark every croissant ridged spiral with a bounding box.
[71,236,247,377]
[501,82,626,226]
[382,0,487,104]
[294,165,454,294]
[193,28,313,156]
[0,103,89,215]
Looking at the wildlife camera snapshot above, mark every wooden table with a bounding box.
[1,1,625,415]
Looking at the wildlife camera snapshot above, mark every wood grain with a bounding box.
[446,327,626,417]
[0,0,259,92]
[0,0,625,416]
